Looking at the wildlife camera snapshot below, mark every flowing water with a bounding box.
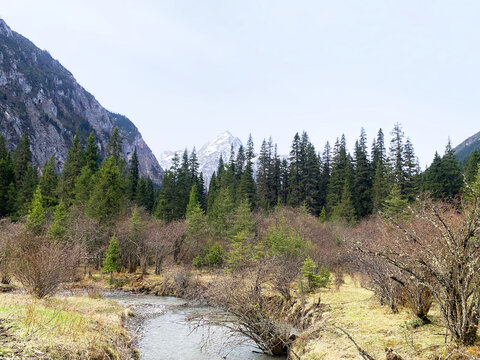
[107,292,285,360]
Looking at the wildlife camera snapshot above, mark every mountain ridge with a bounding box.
[0,18,163,184]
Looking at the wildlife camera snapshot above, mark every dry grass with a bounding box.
[0,292,131,359]
[293,276,456,360]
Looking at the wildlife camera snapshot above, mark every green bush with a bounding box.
[301,257,330,292]
[193,243,224,268]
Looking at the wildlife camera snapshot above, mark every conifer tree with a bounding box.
[106,127,123,160]
[353,128,372,217]
[331,179,356,223]
[26,187,45,234]
[207,172,219,212]
[209,187,235,238]
[48,200,67,238]
[13,132,37,212]
[318,142,331,211]
[383,183,408,219]
[0,136,16,217]
[39,157,58,208]
[227,199,256,270]
[73,166,94,206]
[128,147,139,200]
[389,123,406,187]
[87,156,124,222]
[371,160,389,213]
[465,149,480,184]
[58,131,84,205]
[186,184,208,257]
[403,138,420,201]
[84,132,99,172]
[103,235,121,282]
[326,135,350,213]
[189,147,199,177]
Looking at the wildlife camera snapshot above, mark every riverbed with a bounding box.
[106,292,285,360]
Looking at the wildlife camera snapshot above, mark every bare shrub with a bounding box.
[10,228,85,298]
[197,261,296,356]
[0,219,21,285]
[148,220,187,274]
[353,195,480,345]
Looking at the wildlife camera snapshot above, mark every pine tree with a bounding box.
[87,156,124,222]
[185,184,208,257]
[186,184,200,218]
[189,147,199,177]
[84,132,99,172]
[209,187,235,238]
[38,157,58,208]
[128,147,139,200]
[58,131,84,205]
[48,200,67,238]
[26,187,45,234]
[0,136,16,217]
[439,141,463,198]
[318,142,331,211]
[103,235,121,282]
[465,149,480,184]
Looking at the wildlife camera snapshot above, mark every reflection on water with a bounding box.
[107,292,284,360]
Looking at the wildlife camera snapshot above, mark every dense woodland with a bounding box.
[2,123,480,356]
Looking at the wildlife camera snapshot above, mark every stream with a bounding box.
[106,292,285,360]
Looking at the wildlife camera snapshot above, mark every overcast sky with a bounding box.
[1,0,479,167]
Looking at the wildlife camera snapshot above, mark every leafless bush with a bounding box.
[10,228,85,298]
[196,261,296,356]
[0,220,21,285]
[353,195,480,345]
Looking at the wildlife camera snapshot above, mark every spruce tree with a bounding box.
[84,132,99,172]
[39,157,58,208]
[26,187,45,234]
[326,135,349,213]
[106,127,123,160]
[58,131,84,205]
[353,129,372,217]
[388,123,406,187]
[48,200,67,238]
[371,160,389,213]
[383,183,408,219]
[13,132,37,212]
[331,179,356,223]
[403,138,420,201]
[87,156,124,222]
[128,147,139,200]
[0,136,16,217]
[465,149,480,184]
[103,235,121,282]
[73,166,94,206]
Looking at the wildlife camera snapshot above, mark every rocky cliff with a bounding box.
[454,130,480,163]
[0,19,163,184]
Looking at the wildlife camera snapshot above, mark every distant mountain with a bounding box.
[159,131,243,180]
[0,19,163,184]
[454,131,480,163]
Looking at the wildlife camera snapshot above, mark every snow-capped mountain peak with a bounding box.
[158,131,243,181]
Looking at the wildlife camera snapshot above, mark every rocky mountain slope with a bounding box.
[159,131,242,180]
[0,19,163,184]
[454,130,480,163]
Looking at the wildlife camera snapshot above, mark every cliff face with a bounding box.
[0,19,163,184]
[454,130,480,163]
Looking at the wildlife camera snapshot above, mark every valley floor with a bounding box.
[1,272,479,360]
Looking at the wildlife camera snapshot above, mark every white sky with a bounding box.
[1,0,479,168]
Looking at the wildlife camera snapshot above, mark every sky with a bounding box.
[1,0,479,168]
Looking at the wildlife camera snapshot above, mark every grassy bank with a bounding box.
[0,292,132,360]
